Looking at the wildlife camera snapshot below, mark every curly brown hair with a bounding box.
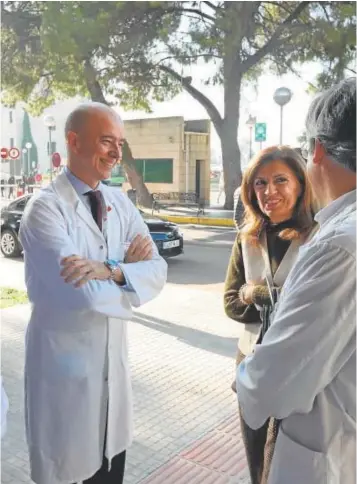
[240,146,315,245]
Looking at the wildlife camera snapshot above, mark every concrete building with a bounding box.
[1,102,211,202]
[122,117,211,203]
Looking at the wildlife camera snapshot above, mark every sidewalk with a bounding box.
[1,284,249,484]
[144,206,235,228]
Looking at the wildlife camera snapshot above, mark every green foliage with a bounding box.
[165,1,356,91]
[1,1,182,115]
[0,287,28,309]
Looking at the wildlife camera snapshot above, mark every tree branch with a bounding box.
[242,1,311,71]
[154,53,221,66]
[158,64,223,134]
[346,67,357,74]
[319,2,332,23]
[173,7,215,23]
[82,58,109,104]
[202,1,219,11]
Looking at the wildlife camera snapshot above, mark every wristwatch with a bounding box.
[104,259,122,281]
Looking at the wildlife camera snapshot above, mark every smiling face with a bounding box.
[253,160,302,223]
[67,108,125,188]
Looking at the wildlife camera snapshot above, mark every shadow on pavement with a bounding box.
[132,312,236,359]
[166,249,231,286]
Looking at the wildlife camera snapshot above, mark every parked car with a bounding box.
[0,195,184,259]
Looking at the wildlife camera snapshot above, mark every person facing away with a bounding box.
[233,185,245,231]
[8,175,15,199]
[236,78,356,484]
[224,146,316,484]
[217,170,225,204]
[19,102,168,484]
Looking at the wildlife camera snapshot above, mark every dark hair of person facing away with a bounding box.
[240,146,314,245]
[305,77,356,173]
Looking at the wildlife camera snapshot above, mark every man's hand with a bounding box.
[60,255,112,288]
[125,235,153,263]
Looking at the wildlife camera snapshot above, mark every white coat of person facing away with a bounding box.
[1,376,8,439]
[236,78,356,484]
[19,103,167,484]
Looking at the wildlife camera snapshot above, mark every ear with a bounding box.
[312,139,327,166]
[66,131,80,155]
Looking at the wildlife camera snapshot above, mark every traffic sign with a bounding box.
[255,123,267,142]
[35,173,42,183]
[9,147,20,159]
[1,148,8,159]
[52,152,61,168]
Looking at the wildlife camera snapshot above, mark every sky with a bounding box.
[122,59,320,168]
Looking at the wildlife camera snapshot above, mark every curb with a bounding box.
[155,214,235,228]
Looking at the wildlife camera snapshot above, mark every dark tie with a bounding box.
[85,190,103,231]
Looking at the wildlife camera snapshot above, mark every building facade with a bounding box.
[122,117,211,203]
[1,102,211,202]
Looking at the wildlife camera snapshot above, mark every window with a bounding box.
[10,138,14,148]
[9,111,13,124]
[111,164,126,178]
[15,198,29,211]
[134,159,173,183]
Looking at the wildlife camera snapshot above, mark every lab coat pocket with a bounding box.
[39,329,97,457]
[268,427,326,484]
[43,329,92,384]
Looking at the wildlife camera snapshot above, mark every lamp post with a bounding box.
[246,115,256,159]
[22,149,27,176]
[44,115,56,181]
[25,142,32,175]
[273,87,292,145]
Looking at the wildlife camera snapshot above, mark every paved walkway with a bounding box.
[1,283,249,484]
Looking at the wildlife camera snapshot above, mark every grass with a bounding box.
[0,287,29,309]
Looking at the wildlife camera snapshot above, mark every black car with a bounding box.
[0,195,184,259]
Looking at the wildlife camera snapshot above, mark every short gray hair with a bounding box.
[305,78,356,173]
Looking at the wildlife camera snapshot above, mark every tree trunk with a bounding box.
[220,71,242,210]
[220,128,241,210]
[83,59,153,207]
[121,142,153,207]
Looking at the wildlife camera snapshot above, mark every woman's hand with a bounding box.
[240,283,256,305]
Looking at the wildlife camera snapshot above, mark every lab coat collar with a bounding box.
[52,172,106,241]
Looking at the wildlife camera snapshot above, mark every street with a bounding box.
[1,225,250,484]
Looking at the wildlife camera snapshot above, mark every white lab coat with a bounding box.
[19,172,167,484]
[237,190,356,484]
[1,376,8,439]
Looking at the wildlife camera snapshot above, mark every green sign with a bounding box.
[255,123,267,142]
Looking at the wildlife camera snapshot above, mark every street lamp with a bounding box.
[44,115,56,181]
[22,149,27,177]
[273,87,292,145]
[246,115,256,159]
[25,142,32,176]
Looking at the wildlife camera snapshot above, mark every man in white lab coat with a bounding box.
[236,78,356,484]
[19,103,167,484]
